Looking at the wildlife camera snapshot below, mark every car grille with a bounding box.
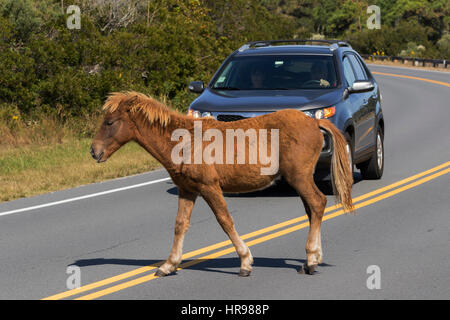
[217,114,248,122]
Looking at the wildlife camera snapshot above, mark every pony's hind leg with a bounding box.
[200,183,253,277]
[156,189,197,277]
[286,174,327,274]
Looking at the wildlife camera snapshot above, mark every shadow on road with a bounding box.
[166,172,362,198]
[71,257,334,275]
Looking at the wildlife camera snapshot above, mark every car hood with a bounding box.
[189,88,343,112]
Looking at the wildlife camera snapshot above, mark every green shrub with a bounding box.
[437,33,450,59]
[0,0,446,136]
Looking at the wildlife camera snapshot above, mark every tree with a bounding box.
[437,33,450,59]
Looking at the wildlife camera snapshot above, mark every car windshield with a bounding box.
[212,55,338,90]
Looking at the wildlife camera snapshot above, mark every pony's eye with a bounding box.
[106,120,114,126]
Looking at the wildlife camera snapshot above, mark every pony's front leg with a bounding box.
[156,189,197,277]
[200,184,253,277]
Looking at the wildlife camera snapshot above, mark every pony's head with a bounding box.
[90,91,171,162]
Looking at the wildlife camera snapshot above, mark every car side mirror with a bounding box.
[349,80,374,93]
[188,81,205,94]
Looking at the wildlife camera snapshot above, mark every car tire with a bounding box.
[360,127,384,180]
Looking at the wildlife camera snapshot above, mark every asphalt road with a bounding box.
[1,65,449,300]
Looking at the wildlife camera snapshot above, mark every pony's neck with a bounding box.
[132,111,192,172]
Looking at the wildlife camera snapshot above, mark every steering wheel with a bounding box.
[302,79,323,87]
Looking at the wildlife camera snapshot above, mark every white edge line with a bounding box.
[368,63,450,74]
[0,177,171,218]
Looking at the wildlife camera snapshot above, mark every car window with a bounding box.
[213,60,234,88]
[348,54,368,80]
[211,55,338,90]
[355,55,371,79]
[342,56,356,87]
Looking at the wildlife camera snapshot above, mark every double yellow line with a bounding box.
[42,70,449,300]
[371,71,450,87]
[43,161,450,300]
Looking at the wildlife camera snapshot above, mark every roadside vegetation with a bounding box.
[1,0,448,201]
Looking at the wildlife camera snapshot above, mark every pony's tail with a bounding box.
[317,119,355,214]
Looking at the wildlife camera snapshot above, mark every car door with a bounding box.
[347,53,376,155]
[342,55,365,154]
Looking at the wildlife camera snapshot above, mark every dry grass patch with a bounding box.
[0,110,162,202]
[0,138,161,202]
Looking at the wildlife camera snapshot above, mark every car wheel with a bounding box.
[360,127,384,179]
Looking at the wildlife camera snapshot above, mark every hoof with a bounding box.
[298,264,318,275]
[238,269,251,277]
[155,268,169,277]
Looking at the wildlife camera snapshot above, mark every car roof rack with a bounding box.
[238,39,352,51]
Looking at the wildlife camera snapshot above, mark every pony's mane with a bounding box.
[102,91,174,127]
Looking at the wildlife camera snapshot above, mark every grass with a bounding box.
[0,115,161,202]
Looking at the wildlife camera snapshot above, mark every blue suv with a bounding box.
[188,40,384,180]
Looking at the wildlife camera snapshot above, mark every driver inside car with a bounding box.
[308,62,331,87]
[249,66,267,89]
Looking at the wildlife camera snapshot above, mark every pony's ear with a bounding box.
[103,91,171,127]
[124,94,140,108]
[103,92,138,113]
[103,92,124,113]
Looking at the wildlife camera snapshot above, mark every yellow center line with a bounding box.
[42,70,449,300]
[74,166,450,300]
[371,71,450,87]
[42,161,450,300]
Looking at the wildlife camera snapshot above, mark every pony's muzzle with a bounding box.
[90,145,104,162]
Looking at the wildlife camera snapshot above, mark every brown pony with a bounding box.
[90,91,354,277]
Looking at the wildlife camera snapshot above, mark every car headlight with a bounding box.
[304,106,335,119]
[303,110,314,118]
[187,109,215,119]
[187,109,201,118]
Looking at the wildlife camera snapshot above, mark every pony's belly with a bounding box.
[220,174,281,194]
